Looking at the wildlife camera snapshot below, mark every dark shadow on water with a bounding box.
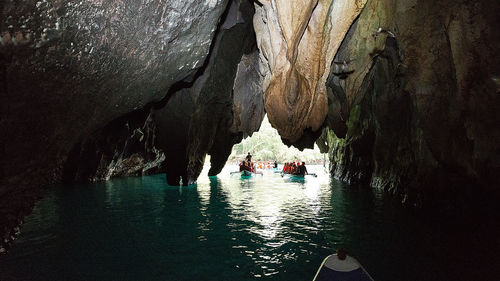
[0,173,499,281]
[328,180,500,281]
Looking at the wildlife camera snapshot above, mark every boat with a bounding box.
[230,170,263,177]
[313,254,374,281]
[281,172,317,178]
[282,173,304,179]
[282,174,306,182]
[281,162,317,177]
[241,170,253,177]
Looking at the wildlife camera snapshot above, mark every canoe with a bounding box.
[313,254,374,281]
[241,170,252,177]
[281,173,317,178]
[230,170,263,177]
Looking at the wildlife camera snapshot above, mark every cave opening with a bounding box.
[228,114,326,167]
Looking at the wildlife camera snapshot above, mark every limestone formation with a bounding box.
[1,0,229,250]
[253,0,367,143]
[230,51,266,138]
[62,110,164,183]
[154,0,258,185]
[1,0,228,185]
[322,0,500,206]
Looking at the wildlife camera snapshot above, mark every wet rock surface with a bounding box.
[1,0,230,251]
[230,51,265,138]
[322,0,500,206]
[154,0,260,185]
[62,110,164,183]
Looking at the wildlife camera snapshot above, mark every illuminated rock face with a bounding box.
[253,0,367,143]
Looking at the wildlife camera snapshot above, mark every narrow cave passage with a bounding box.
[1,0,500,280]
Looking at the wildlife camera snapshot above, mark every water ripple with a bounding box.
[1,165,497,281]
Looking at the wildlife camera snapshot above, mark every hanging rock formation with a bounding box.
[253,0,367,144]
[321,0,500,206]
[230,51,265,138]
[154,0,264,186]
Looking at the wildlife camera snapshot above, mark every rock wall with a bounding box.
[62,109,164,183]
[322,0,500,206]
[1,0,230,251]
[1,0,230,185]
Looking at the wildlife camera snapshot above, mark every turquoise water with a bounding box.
[0,165,499,280]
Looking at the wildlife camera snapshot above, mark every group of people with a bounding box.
[282,161,308,175]
[255,160,278,169]
[239,152,278,173]
[239,153,308,175]
[239,152,256,173]
[239,153,255,172]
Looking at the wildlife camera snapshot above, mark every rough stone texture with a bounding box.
[1,0,229,251]
[153,85,195,186]
[154,0,258,185]
[62,110,164,183]
[230,51,266,138]
[322,0,500,206]
[253,0,367,143]
[1,0,228,183]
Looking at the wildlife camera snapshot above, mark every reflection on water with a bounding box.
[0,165,499,281]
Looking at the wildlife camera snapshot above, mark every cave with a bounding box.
[1,0,500,279]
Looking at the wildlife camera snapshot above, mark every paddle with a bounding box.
[230,171,263,175]
[281,173,318,177]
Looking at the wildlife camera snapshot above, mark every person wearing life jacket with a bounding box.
[240,160,253,172]
[295,161,308,175]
